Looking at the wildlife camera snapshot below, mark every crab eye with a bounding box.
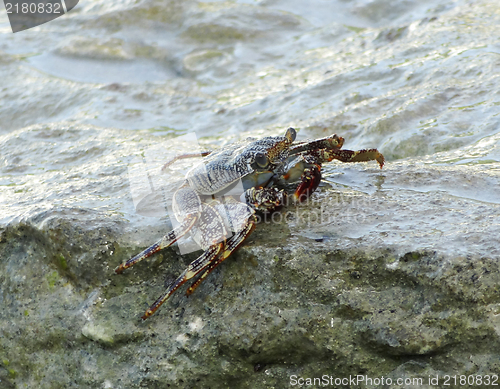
[254,152,268,168]
[285,127,296,142]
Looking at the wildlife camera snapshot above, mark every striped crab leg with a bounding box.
[161,151,212,172]
[288,134,344,156]
[142,193,276,319]
[141,242,224,320]
[323,148,385,168]
[114,213,198,274]
[186,214,257,296]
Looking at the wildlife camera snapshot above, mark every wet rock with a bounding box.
[1,0,500,387]
[1,169,500,387]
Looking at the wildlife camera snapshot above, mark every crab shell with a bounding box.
[185,127,296,195]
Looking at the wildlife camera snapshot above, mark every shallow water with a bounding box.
[0,0,499,251]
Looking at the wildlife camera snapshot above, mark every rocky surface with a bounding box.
[1,0,500,387]
[1,148,499,388]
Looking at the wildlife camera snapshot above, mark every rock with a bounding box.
[1,0,500,386]
[1,165,500,387]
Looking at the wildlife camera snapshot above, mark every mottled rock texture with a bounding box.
[1,160,500,388]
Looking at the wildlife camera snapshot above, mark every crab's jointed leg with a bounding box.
[161,151,212,172]
[114,213,198,274]
[323,148,385,168]
[142,212,257,319]
[141,189,281,319]
[288,134,344,156]
[116,181,205,274]
[141,241,224,320]
[186,214,257,296]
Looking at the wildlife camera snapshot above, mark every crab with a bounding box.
[115,128,384,319]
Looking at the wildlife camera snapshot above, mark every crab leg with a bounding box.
[161,151,212,172]
[186,215,257,295]
[141,241,224,320]
[114,213,198,274]
[323,148,385,168]
[289,134,344,155]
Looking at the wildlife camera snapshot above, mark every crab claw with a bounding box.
[345,149,385,169]
[326,148,385,169]
[293,164,322,202]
